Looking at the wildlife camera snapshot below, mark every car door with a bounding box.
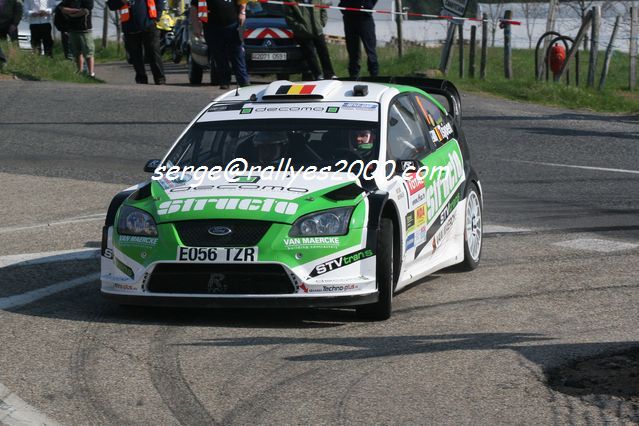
[409,93,466,268]
[385,94,435,275]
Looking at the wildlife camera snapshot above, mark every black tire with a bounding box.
[457,182,482,271]
[188,53,203,85]
[276,73,290,80]
[301,72,313,81]
[356,218,393,320]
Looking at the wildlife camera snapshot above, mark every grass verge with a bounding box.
[0,39,125,83]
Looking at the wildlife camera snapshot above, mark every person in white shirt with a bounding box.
[23,0,56,55]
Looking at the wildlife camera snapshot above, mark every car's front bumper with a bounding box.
[100,224,378,308]
[101,290,378,308]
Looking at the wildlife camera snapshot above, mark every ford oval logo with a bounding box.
[208,226,232,236]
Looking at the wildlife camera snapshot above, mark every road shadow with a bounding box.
[520,127,639,141]
[175,332,639,420]
[465,112,639,123]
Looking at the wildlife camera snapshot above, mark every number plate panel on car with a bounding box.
[251,52,287,61]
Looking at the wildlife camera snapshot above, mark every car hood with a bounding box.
[134,172,366,224]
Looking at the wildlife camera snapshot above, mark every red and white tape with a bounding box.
[253,0,521,25]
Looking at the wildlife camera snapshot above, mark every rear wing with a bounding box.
[341,77,463,126]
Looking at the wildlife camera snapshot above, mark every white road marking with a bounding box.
[0,213,105,234]
[0,382,61,426]
[0,273,99,310]
[554,238,639,253]
[0,249,99,268]
[484,224,532,234]
[502,159,639,175]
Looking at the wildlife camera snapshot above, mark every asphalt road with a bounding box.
[1,65,639,425]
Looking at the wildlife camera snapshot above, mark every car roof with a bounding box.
[214,80,397,104]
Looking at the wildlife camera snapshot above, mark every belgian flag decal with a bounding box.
[276,84,317,95]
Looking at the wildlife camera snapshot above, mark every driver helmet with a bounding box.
[253,131,290,164]
[351,129,375,152]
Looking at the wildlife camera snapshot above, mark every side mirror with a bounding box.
[397,159,421,175]
[144,159,162,173]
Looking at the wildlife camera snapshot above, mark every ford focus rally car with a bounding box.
[101,77,483,320]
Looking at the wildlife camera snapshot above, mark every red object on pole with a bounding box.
[549,43,566,77]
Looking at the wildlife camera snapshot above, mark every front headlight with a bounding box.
[289,207,353,237]
[117,205,158,237]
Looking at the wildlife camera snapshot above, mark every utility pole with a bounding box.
[630,6,638,91]
[395,0,404,58]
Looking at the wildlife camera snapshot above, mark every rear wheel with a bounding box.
[356,218,393,321]
[458,183,482,270]
[188,53,203,84]
[276,73,290,80]
[301,71,313,81]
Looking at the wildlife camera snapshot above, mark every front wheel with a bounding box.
[356,218,393,320]
[458,183,482,270]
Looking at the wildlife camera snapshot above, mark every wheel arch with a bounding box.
[381,200,402,286]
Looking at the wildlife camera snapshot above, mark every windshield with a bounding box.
[165,119,380,169]
[246,2,285,18]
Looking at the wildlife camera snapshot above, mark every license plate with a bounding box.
[251,52,287,61]
[177,247,258,263]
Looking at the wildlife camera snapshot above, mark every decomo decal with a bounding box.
[169,184,309,193]
[157,198,299,216]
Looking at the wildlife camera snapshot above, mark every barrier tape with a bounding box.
[253,0,521,25]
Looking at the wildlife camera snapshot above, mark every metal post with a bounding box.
[555,9,593,82]
[587,5,600,88]
[102,7,109,49]
[458,23,464,78]
[630,7,638,91]
[480,13,487,79]
[504,10,512,79]
[394,0,403,58]
[599,16,620,90]
[469,25,476,78]
[439,23,456,74]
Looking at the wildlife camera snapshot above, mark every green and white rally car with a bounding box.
[101,77,483,320]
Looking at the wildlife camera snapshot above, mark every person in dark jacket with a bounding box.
[107,0,165,84]
[283,0,335,80]
[61,0,94,76]
[190,0,249,89]
[0,0,23,41]
[338,0,378,78]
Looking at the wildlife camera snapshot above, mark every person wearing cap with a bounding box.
[189,0,249,89]
[283,0,335,80]
[338,0,378,78]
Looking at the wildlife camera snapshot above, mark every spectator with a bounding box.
[283,0,335,80]
[190,0,249,89]
[61,0,94,77]
[0,0,23,42]
[24,0,56,56]
[0,44,6,68]
[338,0,378,78]
[107,0,165,84]
[60,29,71,59]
